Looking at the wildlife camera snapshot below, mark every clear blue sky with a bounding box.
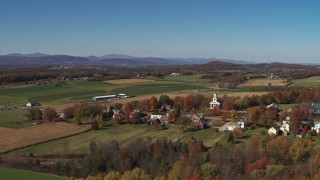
[0,0,319,63]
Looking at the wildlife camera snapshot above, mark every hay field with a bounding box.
[104,79,154,84]
[240,78,288,87]
[0,122,91,154]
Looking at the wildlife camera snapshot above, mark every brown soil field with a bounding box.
[240,78,288,87]
[0,122,91,154]
[104,79,154,84]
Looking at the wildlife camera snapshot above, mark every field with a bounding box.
[0,109,29,128]
[0,122,91,154]
[0,167,63,180]
[291,76,320,88]
[104,78,154,84]
[9,123,230,156]
[0,80,211,106]
[240,78,288,87]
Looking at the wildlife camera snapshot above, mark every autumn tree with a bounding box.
[221,112,230,121]
[121,168,152,180]
[123,102,134,123]
[26,108,43,121]
[95,115,104,129]
[184,95,195,112]
[222,98,234,111]
[289,140,314,163]
[247,107,261,125]
[138,99,150,111]
[291,106,307,134]
[62,106,74,119]
[44,107,57,122]
[150,96,159,111]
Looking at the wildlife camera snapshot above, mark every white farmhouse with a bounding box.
[268,125,280,135]
[281,121,290,132]
[312,123,320,133]
[209,93,220,109]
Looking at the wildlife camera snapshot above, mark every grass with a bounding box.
[0,81,117,106]
[110,81,208,96]
[10,122,228,156]
[291,76,320,88]
[0,80,211,106]
[0,167,64,180]
[148,74,209,82]
[0,109,30,128]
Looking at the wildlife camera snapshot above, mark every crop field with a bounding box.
[0,122,91,154]
[239,78,288,87]
[0,81,117,106]
[0,167,63,180]
[0,109,29,128]
[0,80,211,107]
[291,76,320,88]
[109,81,208,96]
[9,123,230,156]
[104,78,155,84]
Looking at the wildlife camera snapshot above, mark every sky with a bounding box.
[0,0,319,63]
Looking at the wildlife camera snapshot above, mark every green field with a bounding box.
[10,122,229,156]
[0,109,30,128]
[291,76,320,88]
[0,80,211,106]
[0,167,64,180]
[148,74,211,83]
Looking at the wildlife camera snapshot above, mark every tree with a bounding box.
[291,106,307,134]
[289,140,314,163]
[184,95,194,112]
[159,95,171,106]
[247,107,261,125]
[221,112,230,121]
[138,99,150,111]
[114,103,123,110]
[222,98,234,111]
[104,171,121,180]
[26,108,43,121]
[150,96,159,111]
[121,168,152,180]
[44,107,57,122]
[95,115,104,129]
[200,162,219,178]
[123,102,133,123]
[62,106,74,119]
[230,110,238,122]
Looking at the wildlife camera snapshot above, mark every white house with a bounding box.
[209,93,220,109]
[312,123,320,133]
[26,102,32,107]
[268,125,280,135]
[280,121,290,133]
[219,122,241,132]
[228,122,241,131]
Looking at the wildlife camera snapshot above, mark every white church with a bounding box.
[209,93,220,109]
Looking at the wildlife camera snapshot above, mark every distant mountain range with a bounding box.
[0,53,315,67]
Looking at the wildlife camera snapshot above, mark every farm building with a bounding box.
[92,95,117,101]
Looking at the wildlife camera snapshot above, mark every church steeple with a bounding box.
[210,93,220,109]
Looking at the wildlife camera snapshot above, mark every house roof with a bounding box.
[271,124,280,130]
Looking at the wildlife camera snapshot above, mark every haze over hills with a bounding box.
[0,53,317,67]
